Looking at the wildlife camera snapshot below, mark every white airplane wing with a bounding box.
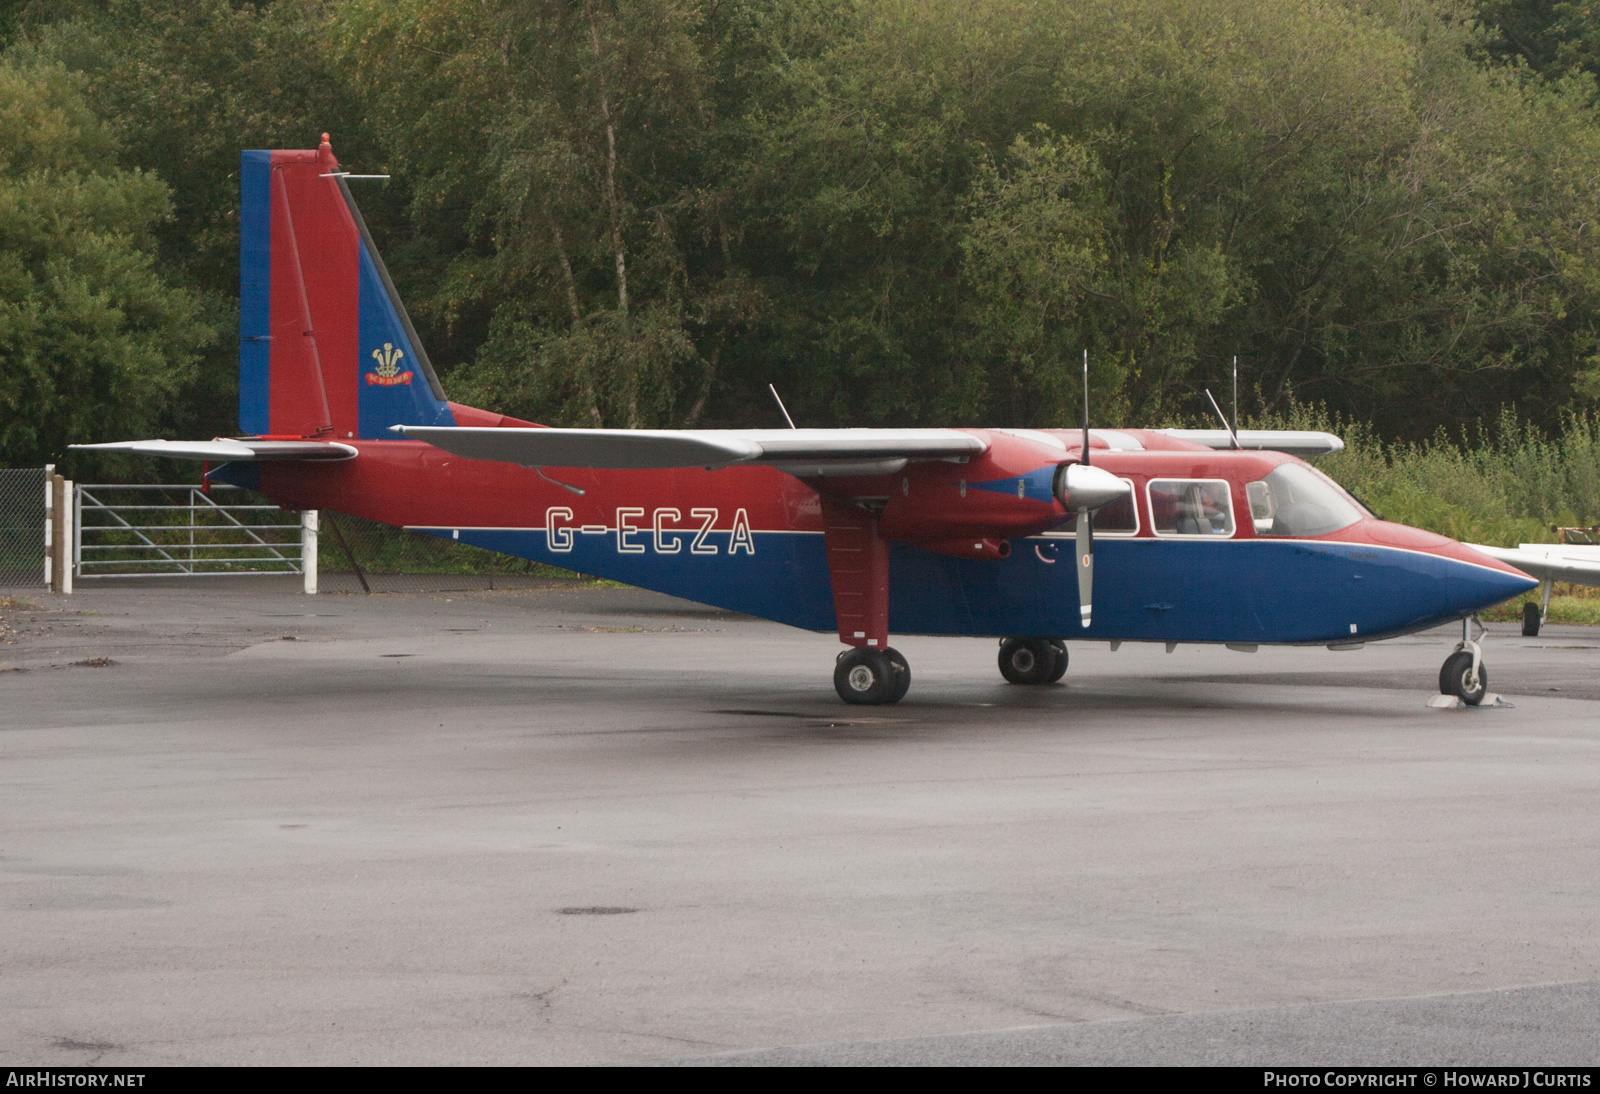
[391,426,988,475]
[1156,430,1344,456]
[1467,543,1600,587]
[69,439,358,461]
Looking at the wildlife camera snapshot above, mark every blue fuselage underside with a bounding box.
[415,528,1533,645]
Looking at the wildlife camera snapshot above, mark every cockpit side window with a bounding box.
[1247,463,1364,537]
[1147,479,1235,537]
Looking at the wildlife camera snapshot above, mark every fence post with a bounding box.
[62,479,73,595]
[47,473,71,594]
[43,465,54,589]
[302,510,318,595]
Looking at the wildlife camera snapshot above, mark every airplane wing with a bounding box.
[1155,430,1344,456]
[390,426,988,476]
[1466,543,1600,587]
[69,439,358,461]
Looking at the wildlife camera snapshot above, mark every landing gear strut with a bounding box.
[835,647,910,705]
[1439,615,1488,705]
[998,637,1067,685]
[822,501,910,705]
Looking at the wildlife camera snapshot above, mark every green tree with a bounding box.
[0,55,209,467]
[336,0,765,427]
[21,0,395,439]
[11,0,1600,442]
[960,130,1117,423]
[1476,0,1600,81]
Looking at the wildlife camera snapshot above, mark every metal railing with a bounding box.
[74,484,305,578]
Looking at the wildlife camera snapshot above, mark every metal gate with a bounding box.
[0,467,46,588]
[74,484,305,578]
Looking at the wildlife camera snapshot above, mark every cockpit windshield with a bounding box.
[1246,463,1367,537]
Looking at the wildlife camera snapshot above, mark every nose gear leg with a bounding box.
[1460,614,1485,691]
[1436,614,1492,706]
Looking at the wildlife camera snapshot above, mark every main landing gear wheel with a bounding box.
[998,637,1059,686]
[835,647,909,705]
[1439,615,1489,706]
[1522,601,1541,637]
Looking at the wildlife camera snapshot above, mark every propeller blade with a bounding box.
[1076,509,1093,628]
[1081,349,1091,467]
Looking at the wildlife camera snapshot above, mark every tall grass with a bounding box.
[1250,406,1600,547]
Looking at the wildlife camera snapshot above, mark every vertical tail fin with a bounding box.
[239,134,455,439]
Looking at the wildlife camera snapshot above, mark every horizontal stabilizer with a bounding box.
[1466,543,1600,587]
[391,426,987,471]
[70,439,358,461]
[1156,429,1344,456]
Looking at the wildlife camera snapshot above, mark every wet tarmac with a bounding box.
[2,579,1597,1065]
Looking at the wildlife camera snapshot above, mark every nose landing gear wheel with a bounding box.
[1440,649,1488,706]
[835,647,909,705]
[1439,614,1490,706]
[998,637,1059,685]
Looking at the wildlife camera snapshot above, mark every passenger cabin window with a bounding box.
[1247,464,1364,537]
[1147,479,1235,537]
[1046,479,1139,537]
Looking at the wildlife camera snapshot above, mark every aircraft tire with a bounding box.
[1440,650,1488,706]
[1047,640,1068,683]
[999,637,1056,685]
[835,648,896,705]
[1522,602,1541,637]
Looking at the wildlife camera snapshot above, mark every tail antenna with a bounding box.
[1205,388,1242,450]
[768,384,798,430]
[1232,355,1239,437]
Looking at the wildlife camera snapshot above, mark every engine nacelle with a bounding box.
[1054,462,1132,512]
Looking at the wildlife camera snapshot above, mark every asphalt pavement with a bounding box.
[2,578,1598,1065]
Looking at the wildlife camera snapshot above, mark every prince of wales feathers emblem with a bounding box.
[366,342,413,386]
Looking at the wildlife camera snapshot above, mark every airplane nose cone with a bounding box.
[1449,555,1539,615]
[1350,521,1539,624]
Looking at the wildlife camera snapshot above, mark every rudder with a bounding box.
[239,135,454,440]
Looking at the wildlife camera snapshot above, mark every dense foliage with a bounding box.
[5,0,1600,500]
[0,51,208,467]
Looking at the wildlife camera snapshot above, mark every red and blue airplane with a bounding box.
[76,136,1538,706]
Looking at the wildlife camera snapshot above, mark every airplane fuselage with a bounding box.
[248,426,1534,648]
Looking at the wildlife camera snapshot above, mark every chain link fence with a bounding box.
[0,468,46,588]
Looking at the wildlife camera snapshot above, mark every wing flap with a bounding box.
[391,426,987,470]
